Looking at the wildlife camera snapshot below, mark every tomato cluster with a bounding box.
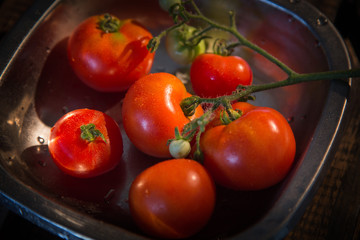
[47,10,296,240]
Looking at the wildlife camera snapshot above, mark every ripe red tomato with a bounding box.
[190,53,253,98]
[201,102,296,190]
[67,14,154,92]
[129,159,216,239]
[122,72,203,158]
[48,109,123,178]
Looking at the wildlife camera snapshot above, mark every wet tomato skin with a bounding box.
[122,72,203,158]
[190,53,253,98]
[129,158,216,239]
[201,102,296,190]
[67,14,154,92]
[48,109,123,178]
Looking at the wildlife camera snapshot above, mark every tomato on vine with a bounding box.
[190,53,253,98]
[165,24,206,65]
[129,159,216,239]
[169,138,191,159]
[200,102,296,190]
[67,13,154,92]
[48,109,123,178]
[122,72,203,158]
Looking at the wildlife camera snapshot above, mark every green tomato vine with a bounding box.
[150,0,360,160]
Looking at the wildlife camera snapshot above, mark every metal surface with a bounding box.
[0,0,352,239]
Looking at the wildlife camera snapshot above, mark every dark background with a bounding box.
[0,0,359,239]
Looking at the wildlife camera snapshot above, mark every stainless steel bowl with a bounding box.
[0,0,354,239]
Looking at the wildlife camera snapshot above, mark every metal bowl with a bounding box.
[0,0,354,239]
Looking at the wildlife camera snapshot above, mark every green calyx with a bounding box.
[97,13,121,33]
[220,109,242,125]
[180,96,201,117]
[212,39,233,56]
[80,123,106,142]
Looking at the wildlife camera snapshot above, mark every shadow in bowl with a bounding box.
[34,37,125,127]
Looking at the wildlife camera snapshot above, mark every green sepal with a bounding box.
[97,13,121,33]
[80,123,106,143]
[220,109,242,125]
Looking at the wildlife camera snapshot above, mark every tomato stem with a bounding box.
[151,0,360,80]
[97,14,121,33]
[193,130,204,162]
[148,21,186,53]
[80,123,106,143]
[160,0,360,161]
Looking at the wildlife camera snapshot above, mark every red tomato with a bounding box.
[67,14,154,92]
[48,109,123,178]
[201,102,296,190]
[190,53,253,98]
[122,72,203,158]
[129,159,216,239]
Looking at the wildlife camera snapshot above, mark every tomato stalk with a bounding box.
[80,123,106,142]
[183,68,360,111]
[97,13,121,33]
[171,110,214,161]
[151,0,360,80]
[153,0,360,110]
[155,0,360,160]
[148,22,186,53]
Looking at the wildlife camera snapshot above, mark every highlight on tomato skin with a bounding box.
[48,109,123,178]
[129,159,216,239]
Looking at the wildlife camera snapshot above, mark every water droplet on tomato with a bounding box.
[144,189,150,196]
